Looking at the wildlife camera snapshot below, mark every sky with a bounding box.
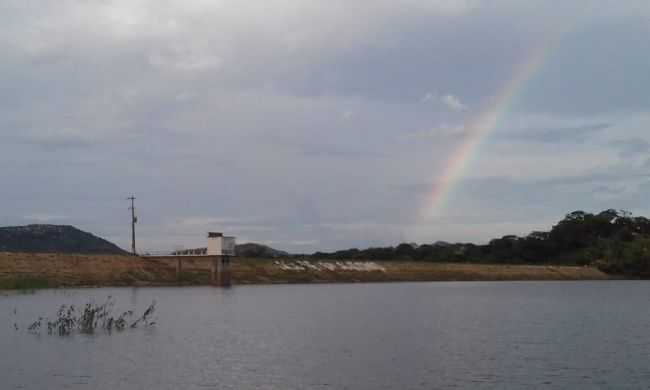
[1,0,650,253]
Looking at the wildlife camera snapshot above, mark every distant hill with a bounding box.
[0,225,128,255]
[236,242,289,258]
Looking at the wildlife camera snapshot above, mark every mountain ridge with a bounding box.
[0,224,128,255]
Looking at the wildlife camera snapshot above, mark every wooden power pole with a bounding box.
[127,196,137,255]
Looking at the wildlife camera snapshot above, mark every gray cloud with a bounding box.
[609,138,650,158]
[1,1,649,252]
[505,123,612,143]
[515,17,650,116]
[3,132,98,150]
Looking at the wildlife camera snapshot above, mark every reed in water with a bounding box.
[24,296,156,336]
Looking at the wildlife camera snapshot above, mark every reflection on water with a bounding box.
[2,281,650,389]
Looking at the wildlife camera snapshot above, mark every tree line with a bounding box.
[304,209,650,276]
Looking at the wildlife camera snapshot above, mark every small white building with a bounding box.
[207,232,236,256]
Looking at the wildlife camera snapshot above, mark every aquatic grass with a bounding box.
[25,296,156,336]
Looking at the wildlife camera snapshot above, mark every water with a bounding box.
[2,281,650,389]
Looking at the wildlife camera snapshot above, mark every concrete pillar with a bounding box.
[176,258,183,283]
[211,255,232,287]
[210,256,218,285]
[220,256,232,287]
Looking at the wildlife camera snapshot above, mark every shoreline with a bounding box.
[0,252,612,290]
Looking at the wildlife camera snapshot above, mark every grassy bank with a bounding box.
[0,252,611,290]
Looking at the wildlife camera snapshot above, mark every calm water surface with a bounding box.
[2,281,650,389]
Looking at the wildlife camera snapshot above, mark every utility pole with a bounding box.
[127,196,137,256]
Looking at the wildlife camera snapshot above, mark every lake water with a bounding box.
[2,281,650,389]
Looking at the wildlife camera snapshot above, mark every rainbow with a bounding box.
[421,33,564,219]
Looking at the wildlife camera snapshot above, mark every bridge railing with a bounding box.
[139,249,209,257]
[139,248,236,257]
[139,250,174,257]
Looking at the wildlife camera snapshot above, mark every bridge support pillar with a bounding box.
[211,256,232,287]
[176,258,183,282]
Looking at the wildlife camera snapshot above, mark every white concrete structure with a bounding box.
[207,232,236,256]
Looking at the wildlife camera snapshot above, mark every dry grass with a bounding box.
[380,262,610,282]
[0,252,175,288]
[232,259,610,284]
[0,252,610,289]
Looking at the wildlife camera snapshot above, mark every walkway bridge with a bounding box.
[139,232,235,287]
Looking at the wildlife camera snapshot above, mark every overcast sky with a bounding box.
[1,0,649,252]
